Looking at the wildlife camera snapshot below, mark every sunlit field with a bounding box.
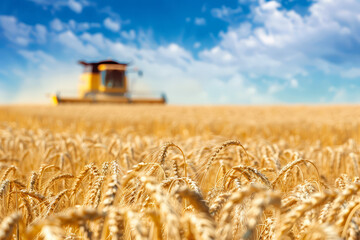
[1,105,360,239]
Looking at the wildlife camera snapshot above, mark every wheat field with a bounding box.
[0,105,360,240]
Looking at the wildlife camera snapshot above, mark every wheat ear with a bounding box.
[70,163,94,197]
[141,177,181,240]
[176,186,210,216]
[158,142,187,177]
[43,174,73,195]
[205,140,249,174]
[0,180,10,198]
[231,165,271,188]
[0,212,21,240]
[272,158,319,187]
[0,165,17,182]
[278,191,336,237]
[108,207,125,240]
[29,171,39,192]
[217,184,267,240]
[326,182,360,223]
[243,191,281,240]
[209,192,232,216]
[45,189,69,217]
[186,212,216,240]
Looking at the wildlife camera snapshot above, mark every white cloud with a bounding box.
[328,86,347,102]
[80,32,106,49]
[326,85,360,102]
[289,78,298,88]
[202,0,360,80]
[211,5,242,22]
[200,46,235,64]
[29,0,87,13]
[156,44,193,66]
[18,50,56,63]
[104,17,121,32]
[136,29,156,48]
[68,0,82,13]
[185,17,191,22]
[121,30,136,41]
[34,24,47,43]
[68,20,76,29]
[57,31,98,56]
[259,0,280,11]
[75,22,90,31]
[193,42,201,49]
[50,19,64,31]
[341,68,360,78]
[0,15,48,46]
[0,15,32,46]
[268,82,284,94]
[68,19,98,31]
[194,18,206,26]
[50,18,100,33]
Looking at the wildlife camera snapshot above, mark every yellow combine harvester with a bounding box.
[51,60,166,104]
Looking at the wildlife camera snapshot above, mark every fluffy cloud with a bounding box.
[29,0,86,13]
[67,0,82,13]
[0,16,49,46]
[289,79,298,88]
[0,16,32,46]
[50,19,64,32]
[34,24,47,43]
[194,18,206,26]
[18,50,56,63]
[57,31,98,56]
[121,30,136,41]
[211,5,242,22]
[327,86,360,103]
[103,18,121,32]
[50,18,100,32]
[80,32,107,49]
[341,68,360,79]
[193,42,201,49]
[204,0,360,80]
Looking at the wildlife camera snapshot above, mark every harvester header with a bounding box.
[51,60,166,104]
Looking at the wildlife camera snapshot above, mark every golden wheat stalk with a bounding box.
[0,212,21,240]
[141,177,181,240]
[278,191,336,237]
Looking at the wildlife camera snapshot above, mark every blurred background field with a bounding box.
[1,104,359,143]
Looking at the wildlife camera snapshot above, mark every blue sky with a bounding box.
[1,0,360,104]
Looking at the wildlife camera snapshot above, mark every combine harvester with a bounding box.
[51,60,166,104]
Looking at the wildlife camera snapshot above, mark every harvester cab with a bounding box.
[51,60,166,104]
